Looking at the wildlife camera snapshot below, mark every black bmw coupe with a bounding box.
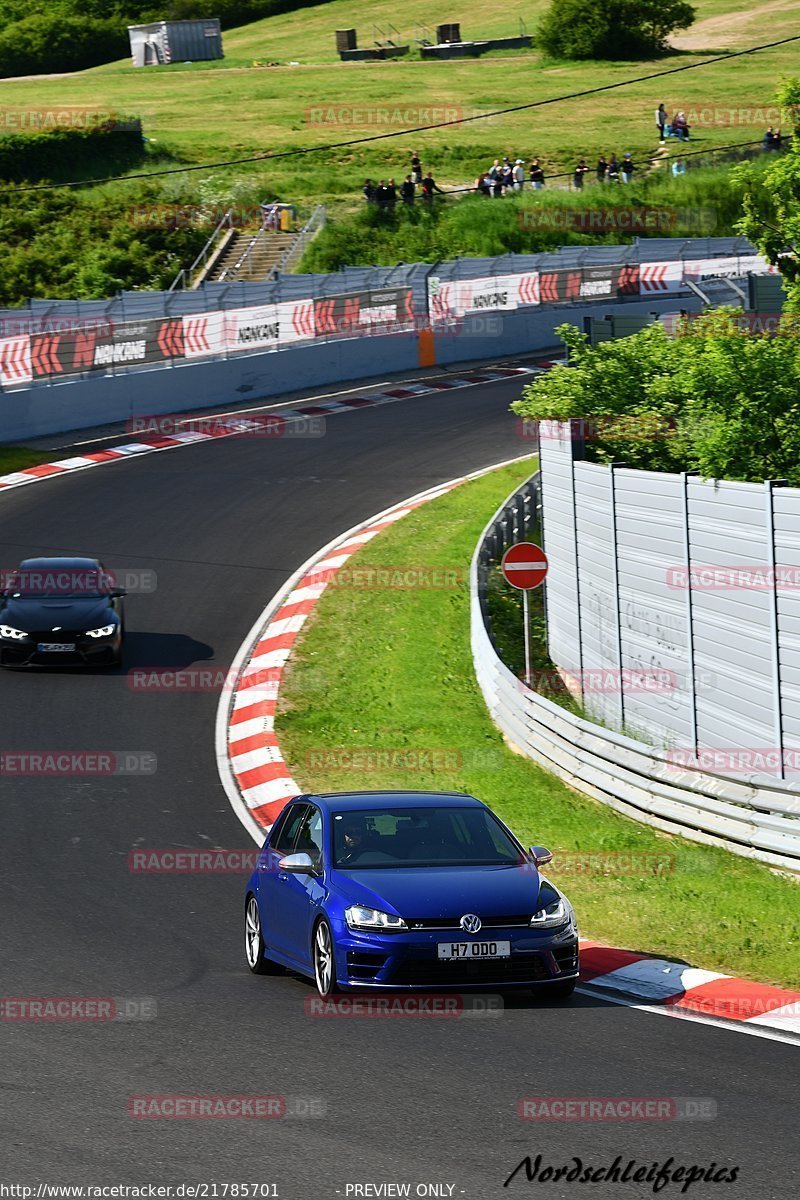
[0,556,125,667]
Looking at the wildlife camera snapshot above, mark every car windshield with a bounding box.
[332,806,525,869]
[5,569,112,599]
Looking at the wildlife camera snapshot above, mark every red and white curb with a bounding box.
[215,455,536,839]
[0,365,539,493]
[580,941,800,1046]
[216,459,800,1047]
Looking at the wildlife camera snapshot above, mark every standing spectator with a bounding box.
[655,103,668,143]
[773,127,783,150]
[410,151,422,183]
[501,161,514,191]
[573,158,589,190]
[529,158,545,189]
[596,154,608,184]
[386,178,397,208]
[513,158,526,190]
[492,170,504,198]
[488,158,501,181]
[621,153,634,183]
[401,174,415,204]
[671,156,686,177]
[607,154,621,184]
[363,179,375,203]
[374,179,390,209]
[421,171,444,201]
[672,111,689,140]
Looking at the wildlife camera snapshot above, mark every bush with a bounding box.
[537,0,696,60]
[0,124,145,184]
[511,313,800,485]
[0,13,129,78]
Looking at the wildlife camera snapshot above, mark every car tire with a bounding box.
[312,917,339,997]
[244,894,282,976]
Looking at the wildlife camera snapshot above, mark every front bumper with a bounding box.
[0,631,121,666]
[331,919,579,990]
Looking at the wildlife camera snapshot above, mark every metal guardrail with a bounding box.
[168,208,234,292]
[271,205,327,278]
[471,472,800,873]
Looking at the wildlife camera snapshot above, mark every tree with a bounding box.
[537,0,696,60]
[510,313,800,484]
[736,79,800,309]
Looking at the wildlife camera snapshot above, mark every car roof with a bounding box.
[17,557,101,570]
[304,791,485,812]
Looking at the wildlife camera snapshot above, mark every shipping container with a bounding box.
[128,19,224,67]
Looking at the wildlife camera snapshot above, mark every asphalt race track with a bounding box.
[2,379,796,1198]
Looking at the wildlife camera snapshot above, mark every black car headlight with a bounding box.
[0,624,28,641]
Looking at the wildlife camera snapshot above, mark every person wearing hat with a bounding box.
[621,153,635,183]
[513,158,525,190]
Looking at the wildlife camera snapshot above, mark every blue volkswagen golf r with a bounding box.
[244,791,579,998]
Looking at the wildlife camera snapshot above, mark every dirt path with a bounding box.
[672,0,800,49]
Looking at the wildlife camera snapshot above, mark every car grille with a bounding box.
[391,953,552,987]
[346,951,389,982]
[406,914,533,930]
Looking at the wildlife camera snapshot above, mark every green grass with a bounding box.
[277,457,800,988]
[0,447,52,474]
[0,0,796,212]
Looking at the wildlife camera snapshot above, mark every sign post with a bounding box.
[501,541,549,687]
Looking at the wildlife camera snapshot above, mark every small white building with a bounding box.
[128,19,224,67]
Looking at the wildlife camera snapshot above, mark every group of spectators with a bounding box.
[362,151,445,207]
[654,104,691,143]
[363,103,787,207]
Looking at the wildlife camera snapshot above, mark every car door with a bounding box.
[274,804,327,971]
[258,802,309,959]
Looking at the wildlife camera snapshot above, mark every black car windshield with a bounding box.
[332,806,525,869]
[4,569,112,599]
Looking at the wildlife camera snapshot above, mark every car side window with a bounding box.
[295,806,324,867]
[271,804,308,854]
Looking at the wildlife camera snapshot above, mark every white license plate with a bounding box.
[437,940,511,960]
[37,643,74,652]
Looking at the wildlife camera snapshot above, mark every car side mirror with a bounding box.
[111,588,127,598]
[278,851,321,876]
[529,845,553,868]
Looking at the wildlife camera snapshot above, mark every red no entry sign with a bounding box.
[501,541,548,590]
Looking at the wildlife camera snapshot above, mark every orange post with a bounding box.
[418,326,436,368]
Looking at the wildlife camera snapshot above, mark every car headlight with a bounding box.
[530,894,572,929]
[85,624,116,639]
[345,905,407,932]
[0,625,27,641]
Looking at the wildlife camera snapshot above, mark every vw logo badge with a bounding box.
[460,913,482,934]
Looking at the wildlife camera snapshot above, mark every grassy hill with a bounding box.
[0,0,797,210]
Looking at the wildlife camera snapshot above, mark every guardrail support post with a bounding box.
[609,462,625,729]
[765,479,787,779]
[680,472,699,752]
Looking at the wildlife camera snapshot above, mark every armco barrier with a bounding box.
[471,474,800,874]
[0,296,703,444]
[0,237,771,442]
